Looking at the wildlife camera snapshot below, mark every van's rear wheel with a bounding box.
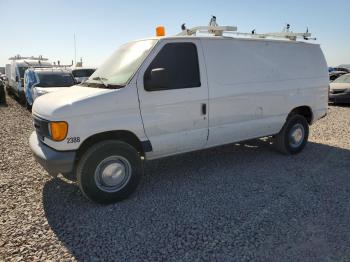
[77,140,142,204]
[273,114,309,155]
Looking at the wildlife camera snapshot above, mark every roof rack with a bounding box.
[32,67,70,72]
[178,25,238,36]
[52,60,74,69]
[9,55,49,61]
[177,17,316,41]
[230,30,315,41]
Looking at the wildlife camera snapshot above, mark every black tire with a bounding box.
[6,85,12,95]
[18,91,26,104]
[0,84,6,105]
[77,140,143,204]
[25,99,32,111]
[273,114,309,155]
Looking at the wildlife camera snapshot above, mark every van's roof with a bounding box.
[138,35,318,46]
[70,67,96,70]
[13,60,52,66]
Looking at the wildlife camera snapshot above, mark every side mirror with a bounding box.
[146,68,169,90]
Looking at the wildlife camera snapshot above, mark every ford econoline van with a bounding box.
[29,25,329,203]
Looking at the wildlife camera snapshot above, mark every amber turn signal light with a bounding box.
[49,121,68,141]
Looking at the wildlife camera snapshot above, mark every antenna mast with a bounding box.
[74,33,77,66]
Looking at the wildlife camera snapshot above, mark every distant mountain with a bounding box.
[338,64,350,68]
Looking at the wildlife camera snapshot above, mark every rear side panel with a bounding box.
[201,38,328,147]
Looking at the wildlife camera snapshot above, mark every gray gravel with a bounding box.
[1,94,350,261]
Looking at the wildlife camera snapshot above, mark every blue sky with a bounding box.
[0,0,349,67]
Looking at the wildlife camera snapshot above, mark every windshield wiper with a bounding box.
[92,76,108,88]
[90,77,124,89]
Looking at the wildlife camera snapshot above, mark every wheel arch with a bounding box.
[76,130,150,161]
[288,106,313,124]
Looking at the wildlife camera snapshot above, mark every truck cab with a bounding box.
[29,24,329,204]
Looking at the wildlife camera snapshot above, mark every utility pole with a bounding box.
[74,33,77,66]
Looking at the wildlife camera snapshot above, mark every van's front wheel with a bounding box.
[77,140,142,204]
[273,114,309,155]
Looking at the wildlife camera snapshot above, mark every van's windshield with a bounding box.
[72,69,95,78]
[37,72,75,87]
[84,39,157,88]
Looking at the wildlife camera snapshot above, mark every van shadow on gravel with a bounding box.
[42,141,350,261]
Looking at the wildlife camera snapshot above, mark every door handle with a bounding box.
[201,103,207,115]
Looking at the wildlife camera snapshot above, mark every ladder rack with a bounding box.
[177,17,315,41]
[9,55,49,61]
[177,26,315,41]
[229,31,315,41]
[178,26,237,36]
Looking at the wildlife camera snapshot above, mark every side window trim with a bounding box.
[144,42,201,92]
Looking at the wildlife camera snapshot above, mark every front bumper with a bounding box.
[29,132,76,175]
[329,91,350,104]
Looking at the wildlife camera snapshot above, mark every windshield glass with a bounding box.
[37,72,75,87]
[72,69,96,77]
[86,39,157,88]
[333,74,350,83]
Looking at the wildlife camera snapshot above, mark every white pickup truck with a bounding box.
[29,25,329,203]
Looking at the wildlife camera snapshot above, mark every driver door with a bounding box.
[136,39,209,159]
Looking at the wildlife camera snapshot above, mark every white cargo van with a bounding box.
[7,56,51,101]
[29,25,329,203]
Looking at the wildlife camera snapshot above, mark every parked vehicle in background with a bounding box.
[70,67,96,83]
[5,64,11,90]
[29,23,329,204]
[7,56,51,102]
[331,67,350,73]
[329,73,350,104]
[24,68,76,108]
[0,79,6,105]
[329,71,347,82]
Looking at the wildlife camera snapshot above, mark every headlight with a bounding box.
[49,121,68,141]
[33,88,47,98]
[37,90,47,96]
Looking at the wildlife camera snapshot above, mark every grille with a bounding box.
[33,116,50,141]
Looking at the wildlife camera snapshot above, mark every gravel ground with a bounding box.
[1,94,350,261]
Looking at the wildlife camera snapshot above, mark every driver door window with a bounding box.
[144,43,201,91]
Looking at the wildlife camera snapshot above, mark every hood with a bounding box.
[330,83,350,91]
[35,86,70,94]
[32,85,116,120]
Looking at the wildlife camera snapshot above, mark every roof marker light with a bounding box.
[156,26,165,37]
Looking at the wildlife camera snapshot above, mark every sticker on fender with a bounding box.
[67,137,80,143]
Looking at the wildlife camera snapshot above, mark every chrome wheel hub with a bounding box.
[94,156,131,192]
[289,123,305,148]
